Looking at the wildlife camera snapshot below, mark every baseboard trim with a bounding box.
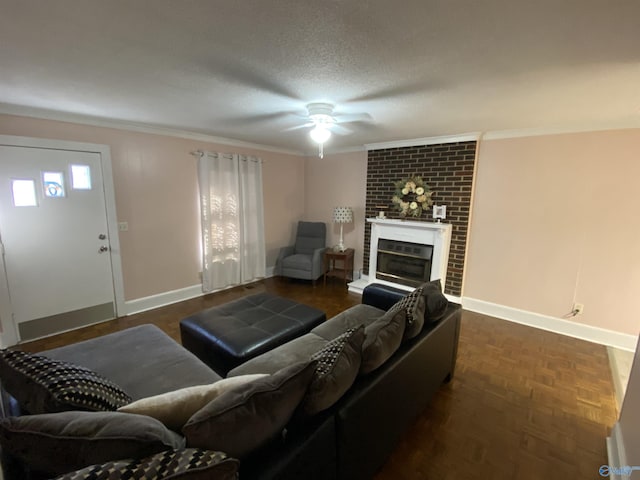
[607,422,627,480]
[463,297,637,351]
[445,294,462,304]
[607,347,628,412]
[125,267,277,316]
[125,284,204,315]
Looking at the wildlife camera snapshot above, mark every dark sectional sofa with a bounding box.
[0,283,461,480]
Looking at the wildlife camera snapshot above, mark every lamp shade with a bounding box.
[333,206,353,224]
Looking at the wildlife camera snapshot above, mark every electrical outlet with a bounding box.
[118,222,129,232]
[573,303,584,315]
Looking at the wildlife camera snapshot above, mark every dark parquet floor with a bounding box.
[18,277,617,480]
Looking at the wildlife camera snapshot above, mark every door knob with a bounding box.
[98,234,107,240]
[99,246,109,253]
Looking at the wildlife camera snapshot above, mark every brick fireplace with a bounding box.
[362,140,476,297]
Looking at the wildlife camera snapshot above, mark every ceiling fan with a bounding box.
[286,103,372,158]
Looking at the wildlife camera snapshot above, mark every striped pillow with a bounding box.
[54,448,239,480]
[0,349,131,414]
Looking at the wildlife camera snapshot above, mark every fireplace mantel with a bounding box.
[348,218,452,294]
[367,218,452,233]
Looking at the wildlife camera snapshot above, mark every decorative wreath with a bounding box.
[392,176,434,217]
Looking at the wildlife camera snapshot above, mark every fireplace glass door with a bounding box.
[376,239,433,288]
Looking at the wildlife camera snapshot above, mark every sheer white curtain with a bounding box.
[197,152,265,292]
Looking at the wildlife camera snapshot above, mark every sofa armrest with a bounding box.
[362,283,407,311]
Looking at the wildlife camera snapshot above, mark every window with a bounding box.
[43,171,65,198]
[12,179,37,207]
[71,164,92,190]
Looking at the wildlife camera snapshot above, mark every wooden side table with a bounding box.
[323,248,355,287]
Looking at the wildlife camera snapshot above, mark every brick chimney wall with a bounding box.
[364,141,477,296]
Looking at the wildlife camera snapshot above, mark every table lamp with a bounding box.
[333,206,353,252]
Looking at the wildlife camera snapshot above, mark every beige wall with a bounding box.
[465,129,640,335]
[304,151,368,275]
[0,114,306,301]
[3,112,639,338]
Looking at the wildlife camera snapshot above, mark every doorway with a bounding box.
[0,136,124,347]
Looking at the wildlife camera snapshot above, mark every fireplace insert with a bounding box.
[376,238,433,288]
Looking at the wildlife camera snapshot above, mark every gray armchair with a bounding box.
[275,221,327,284]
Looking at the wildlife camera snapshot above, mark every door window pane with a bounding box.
[43,171,65,198]
[12,179,38,207]
[71,165,92,190]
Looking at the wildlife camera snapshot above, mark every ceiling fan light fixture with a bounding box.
[309,124,331,144]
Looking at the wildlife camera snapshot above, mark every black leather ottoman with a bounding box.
[180,292,326,376]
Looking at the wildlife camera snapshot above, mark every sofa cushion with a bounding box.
[0,349,131,414]
[310,304,406,374]
[54,448,239,480]
[360,305,406,374]
[0,411,185,475]
[302,326,365,415]
[227,333,329,376]
[42,324,222,400]
[310,304,385,340]
[391,285,426,339]
[183,361,316,459]
[422,279,449,322]
[118,374,267,431]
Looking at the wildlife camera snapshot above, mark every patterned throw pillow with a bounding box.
[0,349,131,414]
[388,286,424,325]
[303,325,365,415]
[54,448,239,480]
[387,286,426,339]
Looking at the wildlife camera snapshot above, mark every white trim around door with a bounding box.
[0,135,125,347]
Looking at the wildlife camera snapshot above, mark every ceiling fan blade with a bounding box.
[334,113,373,123]
[204,58,300,101]
[329,124,352,135]
[347,81,431,103]
[226,111,294,126]
[283,122,314,132]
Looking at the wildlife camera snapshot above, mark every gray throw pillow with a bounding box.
[360,306,406,374]
[183,361,316,459]
[53,448,239,480]
[0,349,131,414]
[421,279,449,322]
[302,326,365,415]
[117,374,267,431]
[0,411,185,475]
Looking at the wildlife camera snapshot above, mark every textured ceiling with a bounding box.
[1,0,639,154]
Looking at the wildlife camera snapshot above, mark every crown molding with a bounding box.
[483,120,640,140]
[0,103,304,156]
[365,132,481,151]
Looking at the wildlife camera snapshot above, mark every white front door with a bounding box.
[0,144,117,342]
